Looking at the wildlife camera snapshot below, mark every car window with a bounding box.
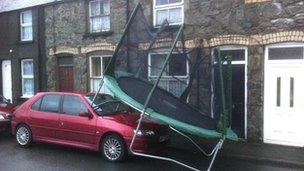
[40,95,61,113]
[85,94,130,116]
[31,98,42,111]
[62,95,88,116]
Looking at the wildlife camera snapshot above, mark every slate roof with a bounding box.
[0,0,61,13]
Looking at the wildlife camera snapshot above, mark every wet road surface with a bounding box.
[0,135,302,171]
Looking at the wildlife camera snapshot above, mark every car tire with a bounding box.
[101,134,127,162]
[16,124,32,148]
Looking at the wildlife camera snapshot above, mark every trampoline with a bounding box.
[92,3,238,171]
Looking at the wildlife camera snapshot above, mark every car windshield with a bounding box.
[85,94,130,116]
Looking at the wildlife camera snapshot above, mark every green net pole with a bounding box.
[91,4,141,106]
[104,4,142,77]
[216,48,228,135]
[226,56,233,128]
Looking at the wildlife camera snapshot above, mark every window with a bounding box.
[154,0,184,26]
[62,95,88,116]
[21,59,34,98]
[148,53,188,96]
[20,10,33,41]
[40,95,61,113]
[89,0,110,33]
[90,56,111,92]
[85,94,129,116]
[268,47,304,60]
[31,98,42,111]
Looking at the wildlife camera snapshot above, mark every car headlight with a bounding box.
[134,130,155,136]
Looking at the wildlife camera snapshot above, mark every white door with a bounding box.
[2,60,12,102]
[264,64,304,147]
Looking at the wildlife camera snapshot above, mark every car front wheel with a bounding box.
[101,135,127,162]
[16,124,32,147]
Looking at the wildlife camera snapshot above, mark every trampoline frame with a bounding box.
[91,3,232,171]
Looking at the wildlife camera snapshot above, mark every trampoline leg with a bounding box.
[206,139,224,171]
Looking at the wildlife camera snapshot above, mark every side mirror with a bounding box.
[79,112,93,119]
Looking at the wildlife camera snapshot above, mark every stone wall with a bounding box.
[44,0,128,92]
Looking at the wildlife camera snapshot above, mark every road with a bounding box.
[0,135,302,171]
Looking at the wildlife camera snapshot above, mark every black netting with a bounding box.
[103,4,219,130]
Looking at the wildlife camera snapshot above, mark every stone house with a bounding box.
[44,0,304,146]
[0,0,58,103]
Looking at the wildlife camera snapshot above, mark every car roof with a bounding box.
[36,92,110,97]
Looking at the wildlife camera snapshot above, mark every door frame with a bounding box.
[264,42,304,146]
[212,46,248,139]
[56,56,74,92]
[2,60,12,102]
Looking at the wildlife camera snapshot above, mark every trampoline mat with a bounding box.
[117,76,217,130]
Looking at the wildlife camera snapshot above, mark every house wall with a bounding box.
[44,0,304,142]
[0,7,44,103]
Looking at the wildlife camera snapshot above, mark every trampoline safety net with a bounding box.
[102,4,238,141]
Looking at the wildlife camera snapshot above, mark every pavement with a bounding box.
[170,132,304,169]
[0,132,303,171]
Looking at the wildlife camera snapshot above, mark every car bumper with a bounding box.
[0,119,11,133]
[125,135,170,153]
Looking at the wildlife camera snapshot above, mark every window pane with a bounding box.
[150,54,168,76]
[101,16,110,31]
[91,78,101,92]
[269,47,303,60]
[169,8,182,24]
[290,77,294,108]
[58,57,73,66]
[22,60,34,76]
[63,95,87,116]
[21,11,32,24]
[276,77,281,107]
[90,1,100,16]
[220,49,245,61]
[156,0,169,5]
[40,95,61,113]
[156,9,168,25]
[102,56,111,71]
[102,0,110,15]
[91,17,101,32]
[169,79,187,96]
[21,26,33,40]
[23,78,34,96]
[169,0,182,3]
[91,57,101,77]
[169,54,187,76]
[31,98,42,111]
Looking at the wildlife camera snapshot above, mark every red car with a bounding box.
[0,95,16,134]
[11,92,170,161]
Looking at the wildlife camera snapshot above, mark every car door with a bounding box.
[28,94,62,139]
[57,95,97,146]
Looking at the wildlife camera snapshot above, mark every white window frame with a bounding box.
[211,46,248,139]
[21,59,34,98]
[148,52,189,98]
[148,52,189,79]
[153,0,184,26]
[89,55,111,92]
[89,0,111,33]
[20,10,33,41]
[265,43,304,65]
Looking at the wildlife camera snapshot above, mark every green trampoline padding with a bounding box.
[104,75,238,141]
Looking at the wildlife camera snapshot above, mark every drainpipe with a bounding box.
[126,0,130,72]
